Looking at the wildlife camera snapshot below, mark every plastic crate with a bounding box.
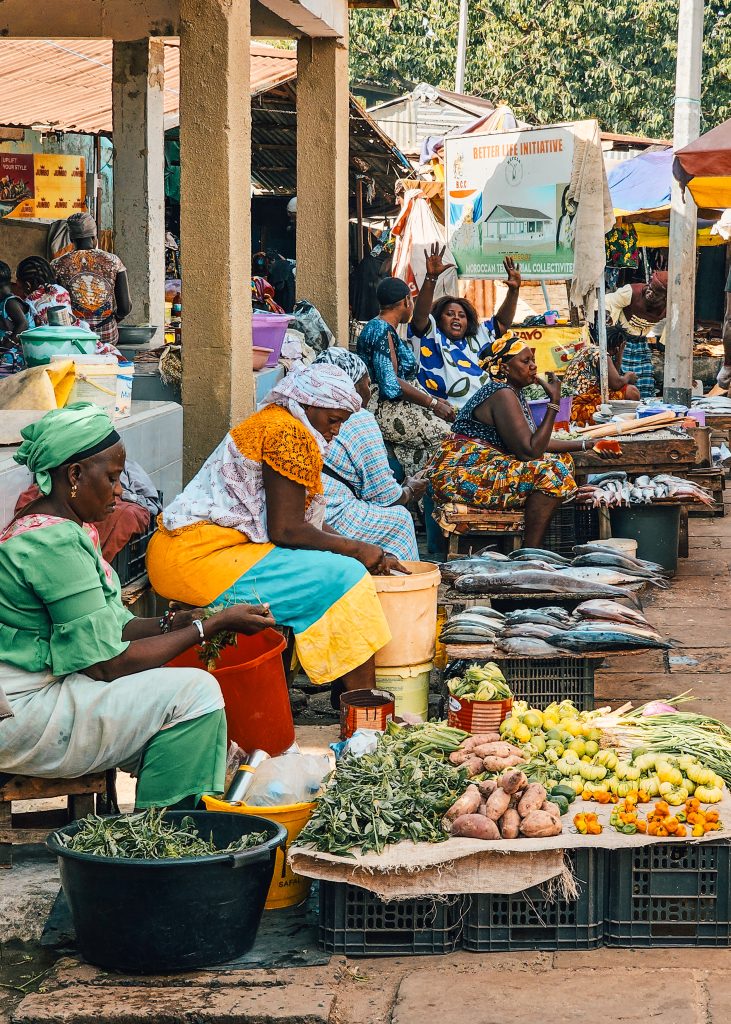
[111,515,156,586]
[462,849,605,951]
[606,842,731,946]
[544,505,600,557]
[318,882,466,956]
[490,655,595,711]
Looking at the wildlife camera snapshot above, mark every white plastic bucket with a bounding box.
[373,561,441,667]
[375,662,433,719]
[115,361,135,418]
[63,356,120,414]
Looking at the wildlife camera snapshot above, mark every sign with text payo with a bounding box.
[445,122,591,280]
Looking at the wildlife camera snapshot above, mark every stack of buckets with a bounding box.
[373,561,442,720]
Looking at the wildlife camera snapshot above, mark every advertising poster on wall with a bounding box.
[445,123,583,280]
[3,153,86,220]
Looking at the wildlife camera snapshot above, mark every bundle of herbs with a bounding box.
[56,809,268,860]
[299,731,467,856]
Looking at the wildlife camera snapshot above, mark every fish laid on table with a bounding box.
[570,553,667,580]
[560,566,661,588]
[439,557,514,583]
[572,599,651,627]
[547,626,671,651]
[503,609,572,627]
[454,570,643,607]
[507,548,573,565]
[495,637,560,656]
[500,623,564,641]
[571,545,664,574]
[464,605,505,621]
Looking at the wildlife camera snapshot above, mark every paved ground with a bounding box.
[3,489,731,1023]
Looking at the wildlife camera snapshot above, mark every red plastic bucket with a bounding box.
[168,628,294,756]
[447,696,512,733]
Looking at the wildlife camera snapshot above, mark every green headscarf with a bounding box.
[14,402,120,495]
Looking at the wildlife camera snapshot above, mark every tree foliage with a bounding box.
[349,1,731,137]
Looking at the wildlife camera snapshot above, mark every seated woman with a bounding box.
[0,403,273,807]
[314,348,425,562]
[410,245,523,408]
[0,260,31,375]
[147,364,397,693]
[356,277,453,476]
[16,256,79,327]
[429,335,618,547]
[563,329,641,426]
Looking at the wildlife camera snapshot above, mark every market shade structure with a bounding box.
[608,148,724,247]
[0,37,411,215]
[673,117,731,209]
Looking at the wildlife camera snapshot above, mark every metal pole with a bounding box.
[664,0,703,407]
[455,0,468,93]
[356,177,364,263]
[597,278,610,405]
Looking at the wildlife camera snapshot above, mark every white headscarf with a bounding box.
[259,363,361,452]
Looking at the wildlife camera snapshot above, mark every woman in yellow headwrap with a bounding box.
[428,335,616,546]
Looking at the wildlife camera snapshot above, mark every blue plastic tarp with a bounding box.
[607,148,672,214]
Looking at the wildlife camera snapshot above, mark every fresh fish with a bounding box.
[439,557,513,582]
[573,600,650,626]
[634,475,652,487]
[570,553,666,579]
[454,570,643,607]
[504,610,572,627]
[571,545,664,573]
[440,632,496,644]
[560,566,652,587]
[548,628,671,651]
[508,548,572,565]
[500,623,561,640]
[464,605,505,620]
[473,545,510,559]
[495,637,560,656]
[587,471,628,484]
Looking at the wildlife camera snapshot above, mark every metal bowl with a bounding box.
[117,325,160,346]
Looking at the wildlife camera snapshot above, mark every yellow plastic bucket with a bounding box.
[374,561,441,667]
[375,662,433,719]
[202,795,315,910]
[434,606,448,671]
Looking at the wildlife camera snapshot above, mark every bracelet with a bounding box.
[547,402,560,412]
[192,618,206,642]
[425,275,439,283]
[159,609,176,634]
[429,397,438,410]
[403,485,413,503]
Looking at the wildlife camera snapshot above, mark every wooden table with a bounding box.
[573,433,699,480]
[440,582,646,615]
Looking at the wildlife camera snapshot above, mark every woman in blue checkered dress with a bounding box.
[315,349,423,561]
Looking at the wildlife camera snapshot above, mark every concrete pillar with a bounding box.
[179,0,252,479]
[296,35,350,345]
[112,38,166,337]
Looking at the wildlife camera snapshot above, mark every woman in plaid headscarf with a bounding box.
[429,334,616,546]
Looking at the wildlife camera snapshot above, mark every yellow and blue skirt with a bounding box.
[147,523,391,685]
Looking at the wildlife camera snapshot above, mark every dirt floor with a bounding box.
[3,489,731,1022]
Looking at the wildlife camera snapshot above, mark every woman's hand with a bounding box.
[503,256,522,291]
[353,541,388,572]
[213,604,276,635]
[622,371,639,385]
[167,604,207,632]
[433,398,456,422]
[424,243,455,280]
[405,473,428,500]
[536,373,561,405]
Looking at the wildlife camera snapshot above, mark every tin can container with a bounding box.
[339,688,395,740]
[447,695,512,733]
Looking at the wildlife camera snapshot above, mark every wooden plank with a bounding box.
[0,773,106,801]
[444,642,636,661]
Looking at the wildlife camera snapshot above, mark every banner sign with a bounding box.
[445,124,583,280]
[1,153,86,220]
[513,324,589,375]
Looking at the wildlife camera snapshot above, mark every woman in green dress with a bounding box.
[0,403,274,808]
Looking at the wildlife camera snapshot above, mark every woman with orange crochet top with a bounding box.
[146,364,398,692]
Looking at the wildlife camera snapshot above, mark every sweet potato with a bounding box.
[499,771,528,795]
[498,807,521,839]
[471,741,513,758]
[449,749,475,766]
[519,810,563,838]
[451,814,500,841]
[444,784,482,821]
[459,733,502,752]
[541,800,561,820]
[517,783,547,818]
[463,755,486,777]
[485,787,511,821]
[483,754,525,772]
[477,779,497,799]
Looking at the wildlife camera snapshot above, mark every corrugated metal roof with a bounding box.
[0,38,296,134]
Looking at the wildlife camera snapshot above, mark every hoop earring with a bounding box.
[70,483,78,499]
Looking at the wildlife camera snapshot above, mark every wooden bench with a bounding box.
[684,467,726,516]
[0,771,113,866]
[434,503,525,558]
